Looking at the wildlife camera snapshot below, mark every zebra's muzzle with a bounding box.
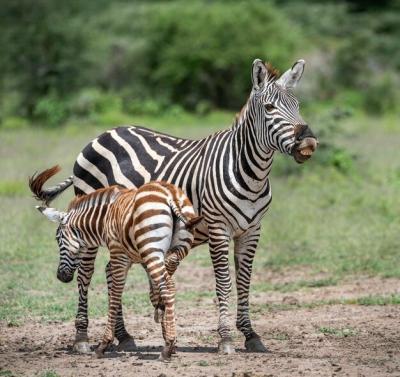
[292,125,318,163]
[57,268,74,283]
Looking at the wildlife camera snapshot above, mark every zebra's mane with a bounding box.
[265,62,279,80]
[67,186,128,210]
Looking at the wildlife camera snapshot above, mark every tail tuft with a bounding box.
[28,165,73,205]
[168,197,203,229]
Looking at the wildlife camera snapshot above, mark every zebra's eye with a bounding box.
[265,104,276,112]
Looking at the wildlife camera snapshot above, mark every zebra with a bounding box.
[34,58,318,354]
[32,170,202,361]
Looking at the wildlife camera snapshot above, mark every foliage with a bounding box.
[0,0,89,118]
[1,1,399,125]
[90,1,303,110]
[33,95,68,127]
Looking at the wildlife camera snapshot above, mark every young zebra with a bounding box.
[32,167,202,360]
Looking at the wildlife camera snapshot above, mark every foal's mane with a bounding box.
[67,186,130,210]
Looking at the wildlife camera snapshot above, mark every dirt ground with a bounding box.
[1,269,399,377]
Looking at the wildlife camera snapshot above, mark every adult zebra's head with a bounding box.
[250,59,318,163]
[36,206,83,283]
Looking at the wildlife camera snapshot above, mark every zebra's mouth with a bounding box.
[57,269,74,283]
[293,137,318,164]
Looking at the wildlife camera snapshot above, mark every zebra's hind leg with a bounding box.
[209,228,235,354]
[234,226,268,353]
[73,248,97,354]
[105,261,137,352]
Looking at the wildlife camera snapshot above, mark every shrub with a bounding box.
[92,1,304,110]
[33,96,68,127]
[69,89,123,118]
[362,73,399,115]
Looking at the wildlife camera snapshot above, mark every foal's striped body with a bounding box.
[31,168,201,360]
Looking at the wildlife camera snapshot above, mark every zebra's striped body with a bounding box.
[32,172,202,360]
[35,59,318,353]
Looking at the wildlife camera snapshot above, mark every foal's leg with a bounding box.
[147,261,177,361]
[164,244,190,276]
[105,261,137,351]
[142,264,163,323]
[96,252,130,357]
[73,247,97,353]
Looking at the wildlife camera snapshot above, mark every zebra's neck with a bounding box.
[228,97,274,193]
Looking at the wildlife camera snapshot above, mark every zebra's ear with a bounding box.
[276,59,305,90]
[36,206,66,224]
[252,59,267,91]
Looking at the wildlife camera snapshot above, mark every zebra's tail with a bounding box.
[28,165,73,206]
[167,198,203,230]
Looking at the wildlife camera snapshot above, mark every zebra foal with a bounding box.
[31,167,202,360]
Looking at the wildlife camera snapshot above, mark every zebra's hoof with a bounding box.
[94,342,108,358]
[72,341,91,354]
[159,345,173,362]
[218,337,235,354]
[117,335,137,352]
[245,333,269,353]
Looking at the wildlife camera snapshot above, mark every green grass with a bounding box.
[318,326,357,337]
[0,112,399,323]
[252,278,338,293]
[251,294,400,314]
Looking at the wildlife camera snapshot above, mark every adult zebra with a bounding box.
[40,59,317,354]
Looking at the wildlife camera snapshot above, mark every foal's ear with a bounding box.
[186,215,203,230]
[36,206,66,224]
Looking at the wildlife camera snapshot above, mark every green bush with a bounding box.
[91,1,303,110]
[126,99,166,116]
[362,73,399,115]
[33,96,68,127]
[69,88,123,118]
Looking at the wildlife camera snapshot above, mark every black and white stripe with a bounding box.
[48,59,317,353]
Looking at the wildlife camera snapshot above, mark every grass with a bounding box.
[318,327,357,337]
[0,111,399,323]
[252,278,338,293]
[251,294,400,314]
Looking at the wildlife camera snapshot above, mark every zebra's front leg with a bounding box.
[96,253,130,357]
[105,261,137,352]
[234,225,268,353]
[73,247,96,354]
[209,227,234,354]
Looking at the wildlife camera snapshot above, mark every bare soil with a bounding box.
[1,268,399,377]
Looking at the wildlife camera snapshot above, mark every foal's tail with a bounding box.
[28,165,73,206]
[167,198,203,230]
